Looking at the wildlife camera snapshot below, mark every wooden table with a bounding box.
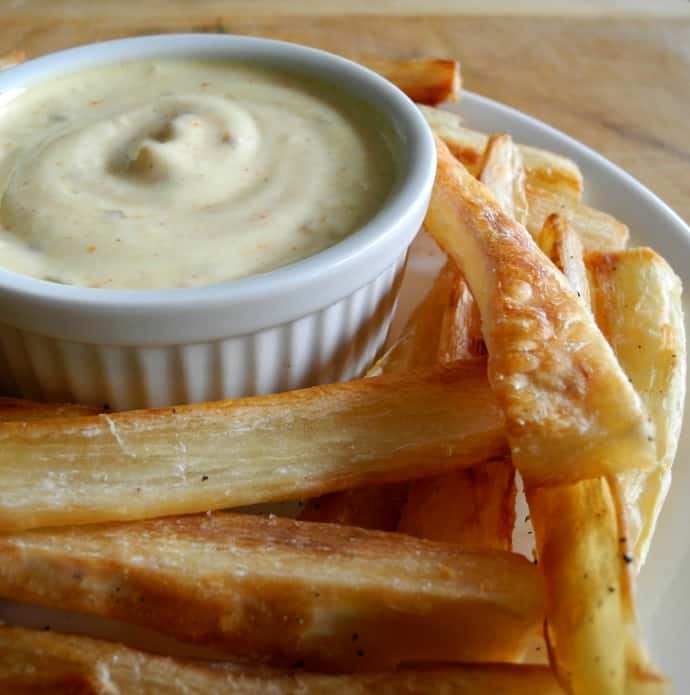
[2,1,689,225]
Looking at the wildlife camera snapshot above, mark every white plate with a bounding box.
[2,92,689,686]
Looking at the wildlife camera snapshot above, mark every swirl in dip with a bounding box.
[0,59,398,289]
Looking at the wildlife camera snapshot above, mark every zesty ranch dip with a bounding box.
[0,59,398,289]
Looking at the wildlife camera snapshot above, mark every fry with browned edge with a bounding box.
[587,248,685,562]
[364,58,461,105]
[528,478,666,695]
[0,512,544,671]
[0,360,507,531]
[0,625,565,695]
[425,135,654,485]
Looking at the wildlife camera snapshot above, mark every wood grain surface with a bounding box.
[1,3,689,225]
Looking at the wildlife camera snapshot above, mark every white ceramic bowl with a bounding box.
[0,35,436,410]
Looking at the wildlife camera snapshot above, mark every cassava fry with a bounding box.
[0,512,544,671]
[425,135,655,485]
[478,133,528,226]
[438,272,486,362]
[526,183,629,251]
[399,457,515,550]
[538,213,591,307]
[0,626,565,695]
[419,104,583,200]
[529,214,667,690]
[0,360,507,531]
[367,256,457,376]
[587,248,685,562]
[426,139,654,484]
[527,478,666,695]
[365,58,461,105]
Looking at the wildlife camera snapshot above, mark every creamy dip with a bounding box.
[0,59,398,289]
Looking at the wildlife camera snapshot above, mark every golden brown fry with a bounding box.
[419,105,583,200]
[587,248,685,562]
[532,227,667,690]
[0,626,565,695]
[364,58,461,105]
[438,272,485,362]
[526,183,629,251]
[300,483,409,531]
[0,360,507,531]
[399,457,515,550]
[0,49,26,70]
[0,512,544,671]
[478,133,528,226]
[0,396,99,422]
[368,257,457,375]
[425,135,654,485]
[527,478,666,695]
[538,213,591,307]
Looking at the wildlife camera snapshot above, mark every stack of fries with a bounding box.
[0,55,684,695]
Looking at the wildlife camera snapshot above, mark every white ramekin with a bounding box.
[0,35,436,410]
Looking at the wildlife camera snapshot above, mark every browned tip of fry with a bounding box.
[0,49,27,70]
[438,272,486,362]
[478,133,528,226]
[364,59,461,105]
[537,213,591,307]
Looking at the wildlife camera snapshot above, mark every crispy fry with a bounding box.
[0,49,26,70]
[438,272,485,362]
[587,248,685,562]
[0,512,544,671]
[368,258,457,375]
[0,626,565,695]
[399,457,515,550]
[528,215,668,695]
[364,59,461,105]
[425,135,654,485]
[527,478,666,695]
[0,396,99,422]
[526,184,629,251]
[0,360,507,531]
[538,213,591,307]
[419,105,583,200]
[478,133,528,226]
